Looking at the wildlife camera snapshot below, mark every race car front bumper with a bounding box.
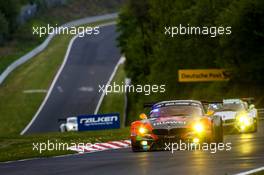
[222,119,235,127]
[131,129,212,151]
[234,116,255,132]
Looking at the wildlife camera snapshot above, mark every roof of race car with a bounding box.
[223,99,243,104]
[152,100,202,109]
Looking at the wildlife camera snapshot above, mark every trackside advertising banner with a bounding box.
[77,113,120,131]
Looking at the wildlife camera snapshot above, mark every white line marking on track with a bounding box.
[234,167,264,175]
[78,86,94,92]
[57,86,64,93]
[20,21,116,135]
[94,55,126,114]
[23,89,47,93]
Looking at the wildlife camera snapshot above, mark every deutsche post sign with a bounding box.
[178,69,231,82]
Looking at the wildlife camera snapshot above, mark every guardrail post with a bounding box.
[123,78,131,128]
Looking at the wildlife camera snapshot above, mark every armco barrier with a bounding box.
[0,13,118,85]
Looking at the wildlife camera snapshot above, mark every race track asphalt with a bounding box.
[24,24,121,134]
[2,120,264,175]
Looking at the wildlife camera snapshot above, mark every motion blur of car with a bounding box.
[212,98,257,133]
[59,117,78,132]
[130,100,223,152]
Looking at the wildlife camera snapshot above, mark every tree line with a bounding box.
[0,0,67,44]
[117,0,264,120]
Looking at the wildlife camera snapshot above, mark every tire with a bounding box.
[212,116,223,143]
[60,124,67,132]
[131,141,141,152]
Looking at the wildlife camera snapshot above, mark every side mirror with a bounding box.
[139,113,147,120]
[249,104,255,110]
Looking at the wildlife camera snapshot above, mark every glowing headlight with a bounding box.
[138,127,147,134]
[193,123,204,133]
[140,141,148,146]
[193,138,200,144]
[67,125,74,130]
[237,115,251,126]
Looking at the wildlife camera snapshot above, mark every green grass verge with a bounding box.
[98,64,126,127]
[0,128,129,162]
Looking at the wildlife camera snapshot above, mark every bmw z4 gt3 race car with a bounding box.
[130,100,223,152]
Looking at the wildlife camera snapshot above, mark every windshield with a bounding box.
[150,105,203,118]
[68,118,77,123]
[222,103,245,111]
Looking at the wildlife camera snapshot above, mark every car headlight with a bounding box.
[67,125,73,130]
[193,123,204,133]
[237,115,251,126]
[138,127,148,134]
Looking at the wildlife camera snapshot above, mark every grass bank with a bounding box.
[0,128,129,162]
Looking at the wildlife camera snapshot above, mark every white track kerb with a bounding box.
[20,21,117,135]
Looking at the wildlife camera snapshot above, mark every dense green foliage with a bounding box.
[117,0,264,122]
[0,0,20,42]
[0,0,73,44]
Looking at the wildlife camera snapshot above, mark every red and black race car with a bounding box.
[130,100,223,151]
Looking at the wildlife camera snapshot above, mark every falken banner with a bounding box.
[77,113,120,131]
[178,69,231,82]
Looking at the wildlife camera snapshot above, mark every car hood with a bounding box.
[214,111,237,120]
[146,116,199,130]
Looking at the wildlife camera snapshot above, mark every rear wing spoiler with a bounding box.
[144,101,224,109]
[241,97,255,104]
[201,101,222,105]
[143,102,156,108]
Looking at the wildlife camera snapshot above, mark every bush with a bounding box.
[0,11,8,45]
[0,0,20,34]
[118,0,264,120]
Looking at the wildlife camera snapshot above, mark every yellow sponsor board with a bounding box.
[178,69,230,82]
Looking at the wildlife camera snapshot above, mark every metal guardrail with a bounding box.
[0,13,118,85]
